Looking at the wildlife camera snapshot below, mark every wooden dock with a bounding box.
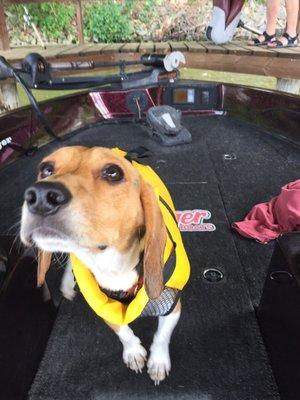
[1,41,300,80]
[0,40,299,112]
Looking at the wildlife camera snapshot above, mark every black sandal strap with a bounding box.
[272,33,298,47]
[252,31,275,45]
[263,31,276,41]
[282,32,298,43]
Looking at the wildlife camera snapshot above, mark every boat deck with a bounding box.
[1,115,300,399]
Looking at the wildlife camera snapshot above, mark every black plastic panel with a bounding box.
[162,82,219,111]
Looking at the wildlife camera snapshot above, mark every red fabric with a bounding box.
[232,180,300,243]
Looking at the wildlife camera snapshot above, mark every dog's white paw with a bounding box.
[147,346,171,385]
[61,286,76,301]
[60,261,76,301]
[123,343,147,373]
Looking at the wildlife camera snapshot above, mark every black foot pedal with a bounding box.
[146,106,192,146]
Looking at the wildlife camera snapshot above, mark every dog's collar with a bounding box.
[99,255,144,303]
[100,277,144,303]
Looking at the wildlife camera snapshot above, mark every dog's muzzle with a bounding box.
[24,181,72,216]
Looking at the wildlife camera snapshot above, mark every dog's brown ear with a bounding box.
[140,180,167,299]
[37,250,52,287]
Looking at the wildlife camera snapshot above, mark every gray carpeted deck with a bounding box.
[1,116,300,399]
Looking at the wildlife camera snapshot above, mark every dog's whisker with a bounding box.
[4,207,23,232]
[53,252,68,269]
[31,248,39,264]
[9,232,22,256]
[5,220,21,235]
[53,253,64,267]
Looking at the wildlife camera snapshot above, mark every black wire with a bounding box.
[9,60,159,143]
[11,69,127,141]
[12,70,63,141]
[11,68,149,141]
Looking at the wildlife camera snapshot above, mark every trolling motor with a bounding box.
[0,51,185,90]
[0,51,186,142]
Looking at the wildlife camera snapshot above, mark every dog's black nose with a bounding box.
[24,182,72,216]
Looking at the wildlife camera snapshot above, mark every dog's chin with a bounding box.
[30,227,77,253]
[20,205,78,252]
[20,207,99,254]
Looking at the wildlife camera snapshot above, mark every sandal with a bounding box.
[268,32,298,48]
[248,31,276,46]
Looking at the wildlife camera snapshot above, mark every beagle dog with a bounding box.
[20,146,187,385]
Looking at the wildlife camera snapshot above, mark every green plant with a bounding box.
[84,1,133,43]
[124,0,161,24]
[7,3,76,42]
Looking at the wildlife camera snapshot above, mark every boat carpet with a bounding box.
[0,116,299,399]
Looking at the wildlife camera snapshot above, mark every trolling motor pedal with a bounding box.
[146,106,192,146]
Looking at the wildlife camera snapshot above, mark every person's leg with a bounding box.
[268,0,299,46]
[249,0,280,45]
[266,0,281,35]
[286,0,299,37]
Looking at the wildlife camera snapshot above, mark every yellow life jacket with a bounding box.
[70,148,190,325]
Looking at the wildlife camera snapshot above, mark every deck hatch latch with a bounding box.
[270,270,294,284]
[223,154,237,160]
[203,268,224,283]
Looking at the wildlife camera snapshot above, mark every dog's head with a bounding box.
[20,146,166,299]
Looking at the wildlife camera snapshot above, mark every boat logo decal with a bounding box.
[176,209,216,232]
[0,136,12,151]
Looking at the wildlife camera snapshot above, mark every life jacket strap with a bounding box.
[124,146,151,162]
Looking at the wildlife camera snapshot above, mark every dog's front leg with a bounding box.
[147,300,181,385]
[106,322,147,373]
[60,259,76,301]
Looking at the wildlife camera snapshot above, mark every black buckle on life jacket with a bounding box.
[125,146,151,163]
[100,277,144,304]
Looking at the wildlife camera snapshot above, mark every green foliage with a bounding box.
[6,0,270,45]
[84,1,133,43]
[7,3,76,42]
[124,0,161,24]
[139,0,161,24]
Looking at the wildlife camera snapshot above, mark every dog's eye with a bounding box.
[39,163,54,178]
[101,164,124,183]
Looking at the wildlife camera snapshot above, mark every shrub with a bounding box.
[7,3,76,42]
[84,1,133,43]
